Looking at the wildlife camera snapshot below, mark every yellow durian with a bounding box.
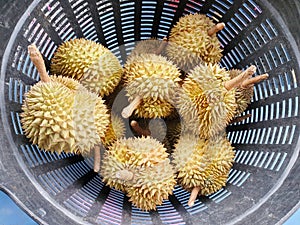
[166,13,224,71]
[122,53,181,118]
[177,63,236,139]
[172,134,235,206]
[51,38,123,97]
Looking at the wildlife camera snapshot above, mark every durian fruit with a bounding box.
[122,53,181,118]
[176,63,237,139]
[50,75,81,91]
[229,69,269,116]
[21,44,110,156]
[172,134,235,206]
[51,38,123,97]
[21,81,77,153]
[129,38,168,58]
[101,136,170,192]
[101,113,126,147]
[166,13,224,71]
[126,159,176,211]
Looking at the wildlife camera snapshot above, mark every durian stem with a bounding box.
[130,120,151,136]
[28,44,51,83]
[122,96,142,118]
[224,65,256,91]
[188,186,201,207]
[116,169,134,181]
[155,37,168,55]
[230,114,252,124]
[241,73,269,89]
[207,22,225,36]
[93,145,101,173]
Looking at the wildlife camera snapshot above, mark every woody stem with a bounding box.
[122,96,142,118]
[130,120,151,136]
[207,22,225,36]
[93,145,101,173]
[28,44,51,83]
[188,186,201,207]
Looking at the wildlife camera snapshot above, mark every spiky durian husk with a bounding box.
[50,75,81,91]
[51,38,122,97]
[126,159,176,211]
[166,13,222,71]
[230,69,254,115]
[124,53,181,118]
[80,51,123,97]
[177,63,236,138]
[172,135,235,196]
[72,89,102,156]
[94,98,110,140]
[101,136,169,191]
[101,113,125,147]
[166,121,182,148]
[21,82,76,153]
[129,38,164,57]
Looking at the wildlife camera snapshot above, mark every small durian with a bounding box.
[166,13,224,71]
[172,134,235,206]
[176,63,237,139]
[229,69,269,116]
[21,81,77,153]
[101,136,169,192]
[101,113,126,147]
[122,53,181,118]
[51,38,123,97]
[21,44,110,156]
[126,159,176,211]
[129,38,168,57]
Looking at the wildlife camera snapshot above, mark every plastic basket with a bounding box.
[0,0,300,224]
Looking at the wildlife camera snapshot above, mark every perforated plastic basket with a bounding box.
[0,0,300,224]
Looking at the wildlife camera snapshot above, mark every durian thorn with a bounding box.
[122,96,142,118]
[130,120,151,136]
[93,145,101,173]
[207,22,225,36]
[224,65,256,90]
[188,186,201,207]
[240,73,269,89]
[116,169,134,181]
[230,114,252,124]
[155,37,168,55]
[28,44,50,83]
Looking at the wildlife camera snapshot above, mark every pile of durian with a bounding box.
[21,13,268,211]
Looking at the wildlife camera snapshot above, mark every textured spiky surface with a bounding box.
[51,38,122,96]
[129,38,164,57]
[101,136,169,191]
[124,53,181,118]
[177,63,236,138]
[166,13,222,71]
[101,113,126,147]
[21,82,76,153]
[172,134,235,196]
[50,75,81,91]
[73,89,106,156]
[230,69,254,115]
[21,79,109,155]
[126,159,176,211]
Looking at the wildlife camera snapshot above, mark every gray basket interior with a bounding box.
[0,0,300,225]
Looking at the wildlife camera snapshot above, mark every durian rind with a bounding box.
[177,63,236,138]
[21,82,76,153]
[124,54,181,118]
[173,135,235,196]
[101,113,126,147]
[166,13,222,71]
[126,159,176,211]
[50,75,81,91]
[101,136,169,192]
[80,51,123,97]
[51,38,123,96]
[94,98,110,140]
[72,89,102,156]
